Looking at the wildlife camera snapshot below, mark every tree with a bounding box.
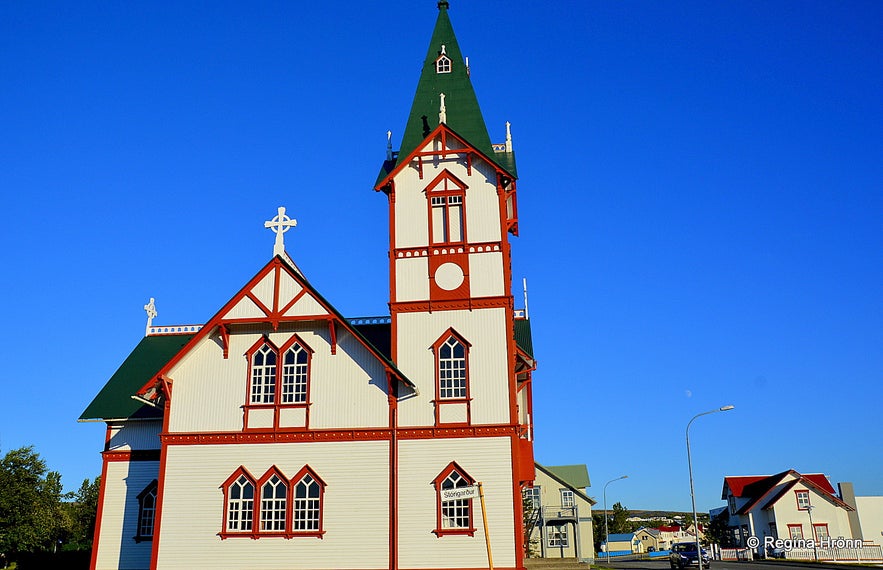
[0,446,69,557]
[62,477,101,551]
[610,501,633,534]
[705,510,732,547]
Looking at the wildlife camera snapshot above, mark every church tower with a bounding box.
[376,2,535,568]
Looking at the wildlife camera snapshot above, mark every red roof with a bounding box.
[724,470,848,514]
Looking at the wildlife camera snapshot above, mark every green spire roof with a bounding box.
[397,2,494,163]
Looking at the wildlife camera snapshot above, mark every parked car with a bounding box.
[670,542,711,569]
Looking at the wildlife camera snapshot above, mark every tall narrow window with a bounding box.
[438,336,467,399]
[434,462,476,536]
[260,474,288,532]
[282,342,309,404]
[560,489,575,508]
[135,480,158,542]
[426,170,467,245]
[292,467,325,536]
[226,474,255,533]
[251,343,277,404]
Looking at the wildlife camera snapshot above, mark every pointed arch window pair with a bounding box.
[248,336,311,406]
[433,462,476,536]
[221,466,325,539]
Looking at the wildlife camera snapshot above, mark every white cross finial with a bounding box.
[439,93,447,124]
[144,297,157,335]
[264,206,297,256]
[386,130,393,160]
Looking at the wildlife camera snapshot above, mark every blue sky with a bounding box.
[1,1,880,512]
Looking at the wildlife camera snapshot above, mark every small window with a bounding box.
[813,524,829,541]
[434,462,476,536]
[135,480,158,542]
[788,524,803,540]
[561,489,575,508]
[523,486,541,511]
[795,490,810,510]
[438,336,467,399]
[282,342,309,404]
[436,55,451,74]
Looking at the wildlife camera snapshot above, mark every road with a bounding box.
[603,559,873,570]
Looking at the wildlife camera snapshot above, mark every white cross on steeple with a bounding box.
[144,297,157,336]
[264,206,297,256]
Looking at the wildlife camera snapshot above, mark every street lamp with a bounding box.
[604,475,629,565]
[686,405,735,570]
[806,504,818,561]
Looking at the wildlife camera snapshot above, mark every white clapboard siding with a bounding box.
[396,309,510,427]
[156,441,390,569]
[94,461,157,570]
[107,420,162,452]
[395,257,430,302]
[167,325,389,433]
[397,437,515,569]
[468,251,505,298]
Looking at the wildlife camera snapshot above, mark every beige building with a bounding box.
[524,464,595,563]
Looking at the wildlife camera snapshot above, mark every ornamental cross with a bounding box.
[144,297,157,335]
[264,206,297,256]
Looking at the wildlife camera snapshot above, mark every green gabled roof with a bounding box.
[514,318,533,358]
[79,334,194,421]
[545,464,592,489]
[377,2,516,186]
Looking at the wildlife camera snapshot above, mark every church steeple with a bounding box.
[396,1,495,166]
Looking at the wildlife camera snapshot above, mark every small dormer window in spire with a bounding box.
[435,45,452,74]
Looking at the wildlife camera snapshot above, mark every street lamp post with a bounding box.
[604,475,628,566]
[686,405,735,570]
[806,504,818,561]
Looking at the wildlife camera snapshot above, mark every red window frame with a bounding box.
[290,465,327,538]
[134,480,158,543]
[433,461,476,537]
[244,335,314,430]
[425,170,468,246]
[220,467,257,539]
[431,328,472,425]
[812,523,829,541]
[220,465,325,540]
[787,524,803,540]
[795,489,810,510]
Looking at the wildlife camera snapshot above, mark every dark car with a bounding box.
[670,542,711,569]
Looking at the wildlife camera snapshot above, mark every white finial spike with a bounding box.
[386,130,393,160]
[441,44,446,55]
[465,56,470,77]
[439,93,447,124]
[522,278,529,320]
[264,206,297,257]
[144,297,157,336]
[505,121,513,152]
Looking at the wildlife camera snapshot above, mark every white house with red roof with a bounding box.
[721,470,857,548]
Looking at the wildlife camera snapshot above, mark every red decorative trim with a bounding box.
[149,395,172,569]
[89,426,113,570]
[219,324,230,359]
[102,450,161,462]
[161,428,392,445]
[327,320,337,355]
[374,123,516,192]
[398,425,518,439]
[433,461,477,537]
[219,467,257,539]
[243,334,314,431]
[391,296,512,314]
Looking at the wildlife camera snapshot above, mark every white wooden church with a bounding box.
[80,3,537,569]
